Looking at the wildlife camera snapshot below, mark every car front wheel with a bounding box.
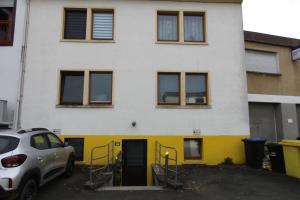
[19,179,38,200]
[64,156,75,178]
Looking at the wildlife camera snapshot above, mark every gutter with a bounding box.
[15,0,31,129]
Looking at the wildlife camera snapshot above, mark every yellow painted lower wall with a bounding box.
[60,135,247,185]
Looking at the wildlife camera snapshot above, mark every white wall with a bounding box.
[21,0,249,136]
[0,0,26,123]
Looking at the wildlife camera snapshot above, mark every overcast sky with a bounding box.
[242,0,300,39]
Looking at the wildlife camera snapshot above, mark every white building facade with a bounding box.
[21,0,249,185]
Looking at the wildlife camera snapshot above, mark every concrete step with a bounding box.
[96,186,164,191]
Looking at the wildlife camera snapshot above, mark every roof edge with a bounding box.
[244,31,300,48]
[152,0,242,3]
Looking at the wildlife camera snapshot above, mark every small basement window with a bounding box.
[64,138,84,161]
[184,138,203,160]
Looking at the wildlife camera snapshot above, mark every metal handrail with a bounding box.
[154,141,179,185]
[89,141,114,185]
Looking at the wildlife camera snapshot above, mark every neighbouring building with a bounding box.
[20,0,249,185]
[245,31,300,142]
[0,0,26,128]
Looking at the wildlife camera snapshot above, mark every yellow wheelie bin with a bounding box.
[279,140,300,179]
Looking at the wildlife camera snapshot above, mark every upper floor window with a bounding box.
[92,9,114,40]
[157,11,179,42]
[184,12,205,42]
[245,49,280,74]
[64,9,87,40]
[60,71,84,105]
[0,0,16,46]
[157,72,208,106]
[63,8,115,42]
[59,70,113,106]
[157,10,206,44]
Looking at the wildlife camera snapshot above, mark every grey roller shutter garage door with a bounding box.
[249,103,278,142]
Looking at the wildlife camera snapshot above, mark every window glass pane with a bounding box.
[158,13,178,41]
[0,7,13,42]
[184,14,204,42]
[158,73,180,104]
[0,136,19,154]
[61,72,84,104]
[32,135,49,150]
[64,9,87,39]
[92,11,113,39]
[47,133,62,148]
[184,139,202,159]
[90,72,112,103]
[185,74,207,104]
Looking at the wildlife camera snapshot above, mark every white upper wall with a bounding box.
[0,0,26,123]
[21,0,249,136]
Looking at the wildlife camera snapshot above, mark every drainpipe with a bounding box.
[15,0,31,129]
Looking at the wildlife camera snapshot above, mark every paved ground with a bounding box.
[36,165,300,200]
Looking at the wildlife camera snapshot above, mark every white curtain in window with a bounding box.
[0,0,14,7]
[93,12,113,39]
[158,15,178,41]
[184,15,203,41]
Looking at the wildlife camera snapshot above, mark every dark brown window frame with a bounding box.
[91,9,114,41]
[183,12,206,43]
[89,71,113,105]
[184,138,203,160]
[60,71,85,105]
[157,11,180,42]
[0,0,17,46]
[63,8,87,40]
[157,72,181,105]
[185,73,208,106]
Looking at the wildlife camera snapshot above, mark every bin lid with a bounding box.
[266,142,281,147]
[242,138,267,142]
[279,140,300,147]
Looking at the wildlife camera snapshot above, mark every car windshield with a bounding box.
[0,136,20,154]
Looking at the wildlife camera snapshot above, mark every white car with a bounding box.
[0,128,75,200]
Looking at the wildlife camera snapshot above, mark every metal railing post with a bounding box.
[165,152,169,186]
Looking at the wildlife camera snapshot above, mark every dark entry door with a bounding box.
[122,140,147,186]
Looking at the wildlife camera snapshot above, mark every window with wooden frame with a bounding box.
[64,8,87,40]
[184,12,205,42]
[157,72,208,106]
[157,72,181,105]
[62,8,115,42]
[59,70,113,106]
[89,71,113,105]
[0,0,16,46]
[60,71,84,105]
[184,138,203,160]
[157,11,179,42]
[92,9,114,40]
[157,10,206,44]
[185,73,208,105]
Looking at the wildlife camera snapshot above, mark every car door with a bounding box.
[46,133,69,170]
[31,134,56,181]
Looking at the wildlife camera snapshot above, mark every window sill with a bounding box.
[247,71,282,76]
[156,41,208,45]
[60,39,115,43]
[56,104,114,108]
[156,105,212,109]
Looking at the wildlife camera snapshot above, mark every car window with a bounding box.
[31,134,49,150]
[0,136,20,154]
[47,133,63,148]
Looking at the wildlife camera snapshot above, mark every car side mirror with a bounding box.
[64,141,69,147]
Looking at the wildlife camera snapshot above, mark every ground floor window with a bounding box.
[184,138,203,160]
[64,138,84,161]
